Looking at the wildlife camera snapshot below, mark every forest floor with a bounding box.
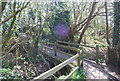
[103,63,120,80]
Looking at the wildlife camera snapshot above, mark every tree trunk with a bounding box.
[112,2,120,45]
[68,27,74,42]
[105,2,111,45]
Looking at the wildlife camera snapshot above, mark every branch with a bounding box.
[78,2,97,44]
[75,17,88,27]
[0,2,7,19]
[0,2,29,24]
[73,4,88,28]
[75,11,105,33]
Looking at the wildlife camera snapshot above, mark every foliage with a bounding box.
[57,68,86,81]
[70,68,86,81]
[0,68,21,80]
[57,75,66,79]
[46,2,70,42]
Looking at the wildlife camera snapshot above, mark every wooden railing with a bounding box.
[32,40,100,80]
[57,40,100,63]
[57,40,95,48]
[33,52,82,80]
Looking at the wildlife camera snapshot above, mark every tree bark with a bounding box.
[112,2,120,45]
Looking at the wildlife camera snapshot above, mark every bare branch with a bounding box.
[78,2,97,43]
[0,2,29,24]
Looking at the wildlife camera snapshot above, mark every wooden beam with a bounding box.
[95,45,99,64]
[84,52,96,57]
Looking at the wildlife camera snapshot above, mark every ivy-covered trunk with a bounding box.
[112,2,120,45]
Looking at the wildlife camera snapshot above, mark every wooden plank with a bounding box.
[95,45,99,64]
[84,52,96,57]
[32,54,79,80]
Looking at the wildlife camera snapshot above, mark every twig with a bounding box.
[0,2,29,24]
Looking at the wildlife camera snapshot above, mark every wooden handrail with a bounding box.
[55,49,73,57]
[41,41,99,62]
[84,52,96,57]
[56,43,79,51]
[44,45,73,57]
[57,40,95,48]
[32,54,79,80]
[37,40,100,80]
[40,41,79,51]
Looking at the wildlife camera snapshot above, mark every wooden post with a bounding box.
[45,41,47,53]
[77,49,81,66]
[68,41,71,53]
[54,42,57,56]
[96,45,99,64]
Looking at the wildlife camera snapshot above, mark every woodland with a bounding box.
[0,1,120,81]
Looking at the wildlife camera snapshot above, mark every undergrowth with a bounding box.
[58,68,86,81]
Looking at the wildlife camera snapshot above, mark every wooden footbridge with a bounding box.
[31,40,119,81]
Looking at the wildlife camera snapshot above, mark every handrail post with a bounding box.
[96,45,99,64]
[45,41,47,53]
[68,41,70,53]
[77,49,81,66]
[54,42,57,56]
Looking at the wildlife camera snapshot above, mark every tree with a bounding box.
[112,1,120,45]
[105,2,111,45]
[78,2,97,43]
